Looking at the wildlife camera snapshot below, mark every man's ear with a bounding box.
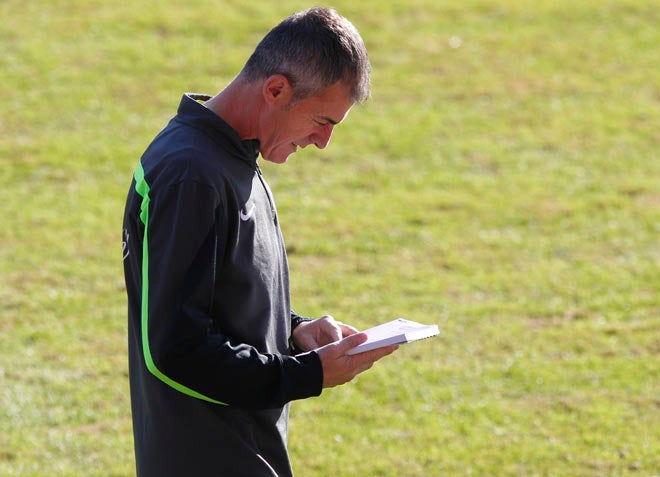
[262,74,293,107]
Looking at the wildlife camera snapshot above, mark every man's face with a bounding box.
[259,81,354,164]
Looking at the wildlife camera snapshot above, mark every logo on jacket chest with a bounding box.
[240,203,256,221]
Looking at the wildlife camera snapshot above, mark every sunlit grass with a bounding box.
[1,0,658,475]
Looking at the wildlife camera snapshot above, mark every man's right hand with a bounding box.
[315,333,398,388]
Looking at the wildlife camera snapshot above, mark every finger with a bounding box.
[316,315,342,341]
[371,344,399,359]
[337,322,359,337]
[296,335,319,351]
[335,332,368,353]
[353,344,399,364]
[324,323,343,343]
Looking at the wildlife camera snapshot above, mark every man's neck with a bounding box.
[204,75,263,142]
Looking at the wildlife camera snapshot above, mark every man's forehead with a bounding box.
[316,87,354,122]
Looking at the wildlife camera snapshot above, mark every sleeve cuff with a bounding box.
[282,350,323,401]
[291,313,314,330]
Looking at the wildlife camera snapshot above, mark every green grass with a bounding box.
[1,0,658,475]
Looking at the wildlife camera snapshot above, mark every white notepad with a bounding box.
[346,318,439,355]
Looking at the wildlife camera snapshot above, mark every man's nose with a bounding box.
[312,124,334,149]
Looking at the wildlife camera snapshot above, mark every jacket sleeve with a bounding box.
[132,165,323,409]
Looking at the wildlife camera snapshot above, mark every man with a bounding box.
[122,7,397,476]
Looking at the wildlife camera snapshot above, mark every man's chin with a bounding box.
[262,152,292,164]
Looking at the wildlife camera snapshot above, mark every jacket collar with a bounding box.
[177,93,260,168]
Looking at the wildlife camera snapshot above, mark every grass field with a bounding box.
[1,0,659,475]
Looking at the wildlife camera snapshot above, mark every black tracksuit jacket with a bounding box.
[122,94,323,476]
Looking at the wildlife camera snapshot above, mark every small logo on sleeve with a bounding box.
[122,228,130,260]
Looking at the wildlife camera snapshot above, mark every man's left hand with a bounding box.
[291,315,358,352]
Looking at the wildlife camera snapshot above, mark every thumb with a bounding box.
[336,332,368,353]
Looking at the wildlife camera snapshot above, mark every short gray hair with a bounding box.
[241,7,371,103]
